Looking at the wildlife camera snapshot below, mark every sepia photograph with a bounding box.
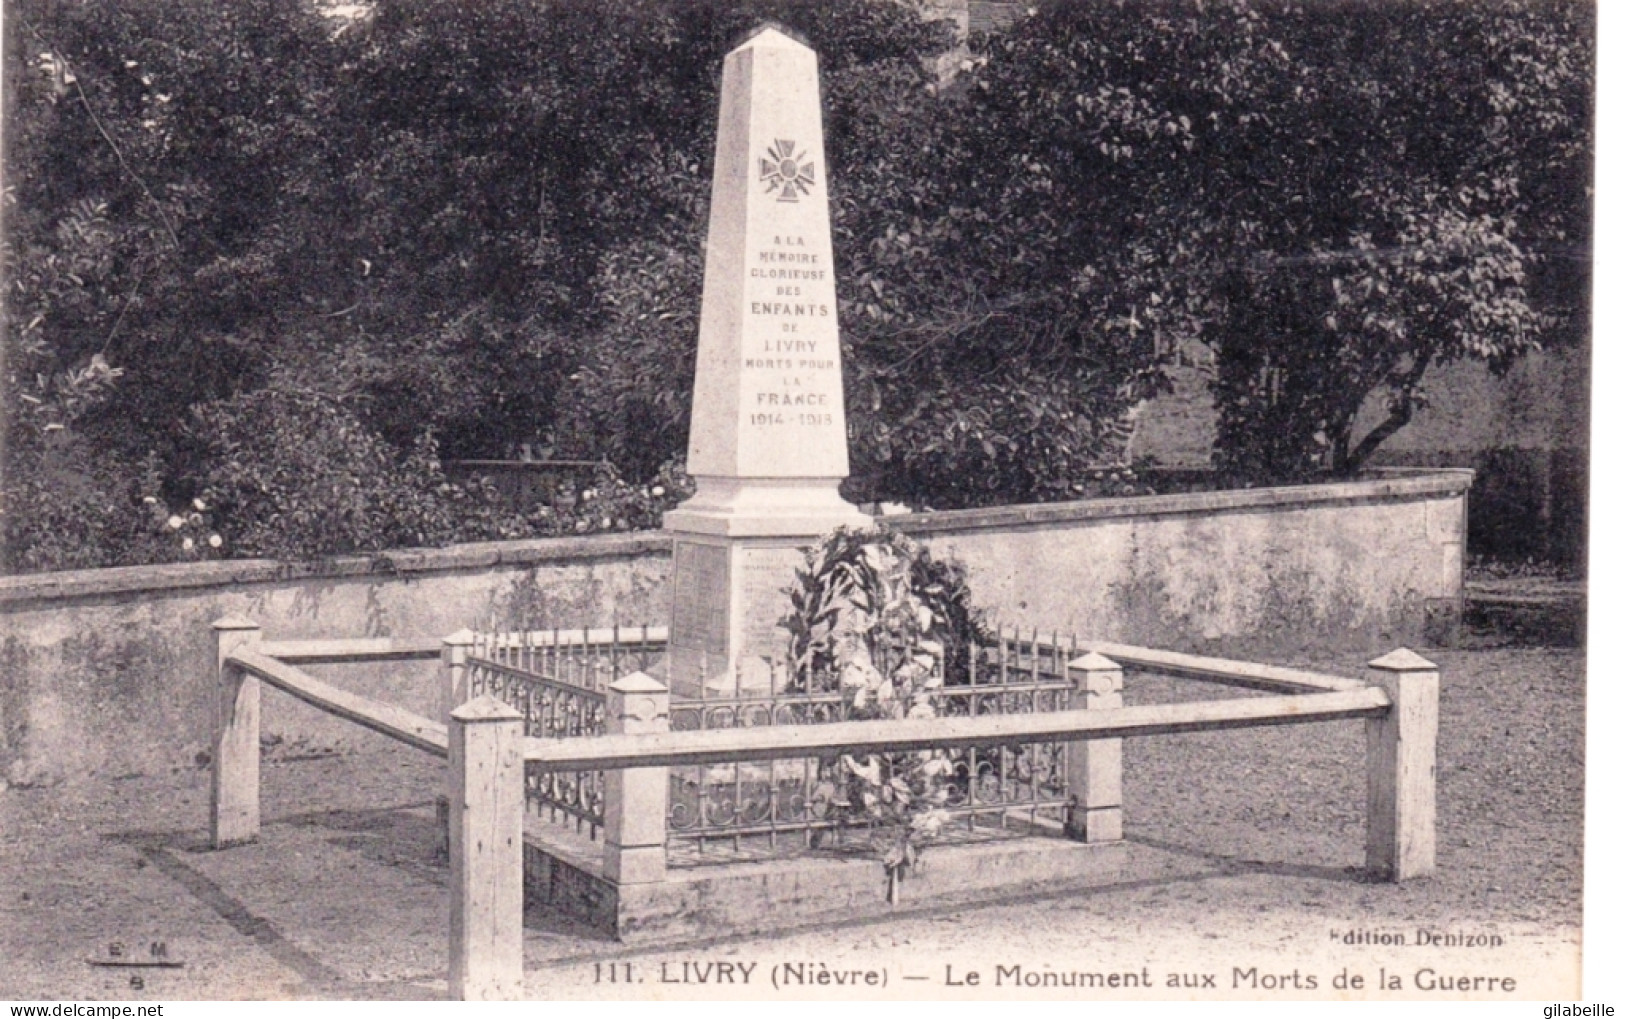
[0,0,1604,1004]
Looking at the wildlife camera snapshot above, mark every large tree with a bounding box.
[4,0,353,567]
[2,0,964,565]
[1198,0,1593,478]
[930,0,1590,482]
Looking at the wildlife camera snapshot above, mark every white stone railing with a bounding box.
[206,615,1437,1000]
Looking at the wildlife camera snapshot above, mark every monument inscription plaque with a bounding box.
[734,544,809,663]
[669,541,729,656]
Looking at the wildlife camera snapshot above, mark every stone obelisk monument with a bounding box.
[664,24,869,697]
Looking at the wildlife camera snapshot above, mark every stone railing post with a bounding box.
[441,629,477,721]
[436,629,478,857]
[1065,651,1124,843]
[1366,648,1439,881]
[448,695,525,1001]
[603,672,669,885]
[211,616,263,849]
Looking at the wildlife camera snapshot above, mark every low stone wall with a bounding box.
[0,470,1468,788]
[891,469,1471,656]
[0,535,671,789]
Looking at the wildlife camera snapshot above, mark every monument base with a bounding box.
[522,817,1129,945]
[662,476,870,537]
[663,477,870,699]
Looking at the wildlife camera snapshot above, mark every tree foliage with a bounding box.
[934,0,1590,481]
[2,0,956,566]
[1,0,1592,570]
[1194,0,1593,477]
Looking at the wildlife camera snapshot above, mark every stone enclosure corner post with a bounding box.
[210,615,263,849]
[448,695,525,1001]
[440,629,477,722]
[1065,651,1124,843]
[436,629,479,856]
[603,672,670,885]
[1365,648,1440,882]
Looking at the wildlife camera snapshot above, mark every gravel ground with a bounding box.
[0,646,1586,1001]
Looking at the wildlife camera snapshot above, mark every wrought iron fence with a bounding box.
[465,624,1078,862]
[667,661,847,858]
[940,628,1077,829]
[666,626,1078,861]
[472,626,665,694]
[465,627,665,838]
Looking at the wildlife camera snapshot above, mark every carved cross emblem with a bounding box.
[759,139,815,202]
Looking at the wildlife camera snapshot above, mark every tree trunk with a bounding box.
[1342,351,1434,473]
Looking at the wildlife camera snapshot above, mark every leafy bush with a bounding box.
[558,237,704,482]
[187,387,494,559]
[510,457,696,539]
[189,385,697,560]
[0,436,230,573]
